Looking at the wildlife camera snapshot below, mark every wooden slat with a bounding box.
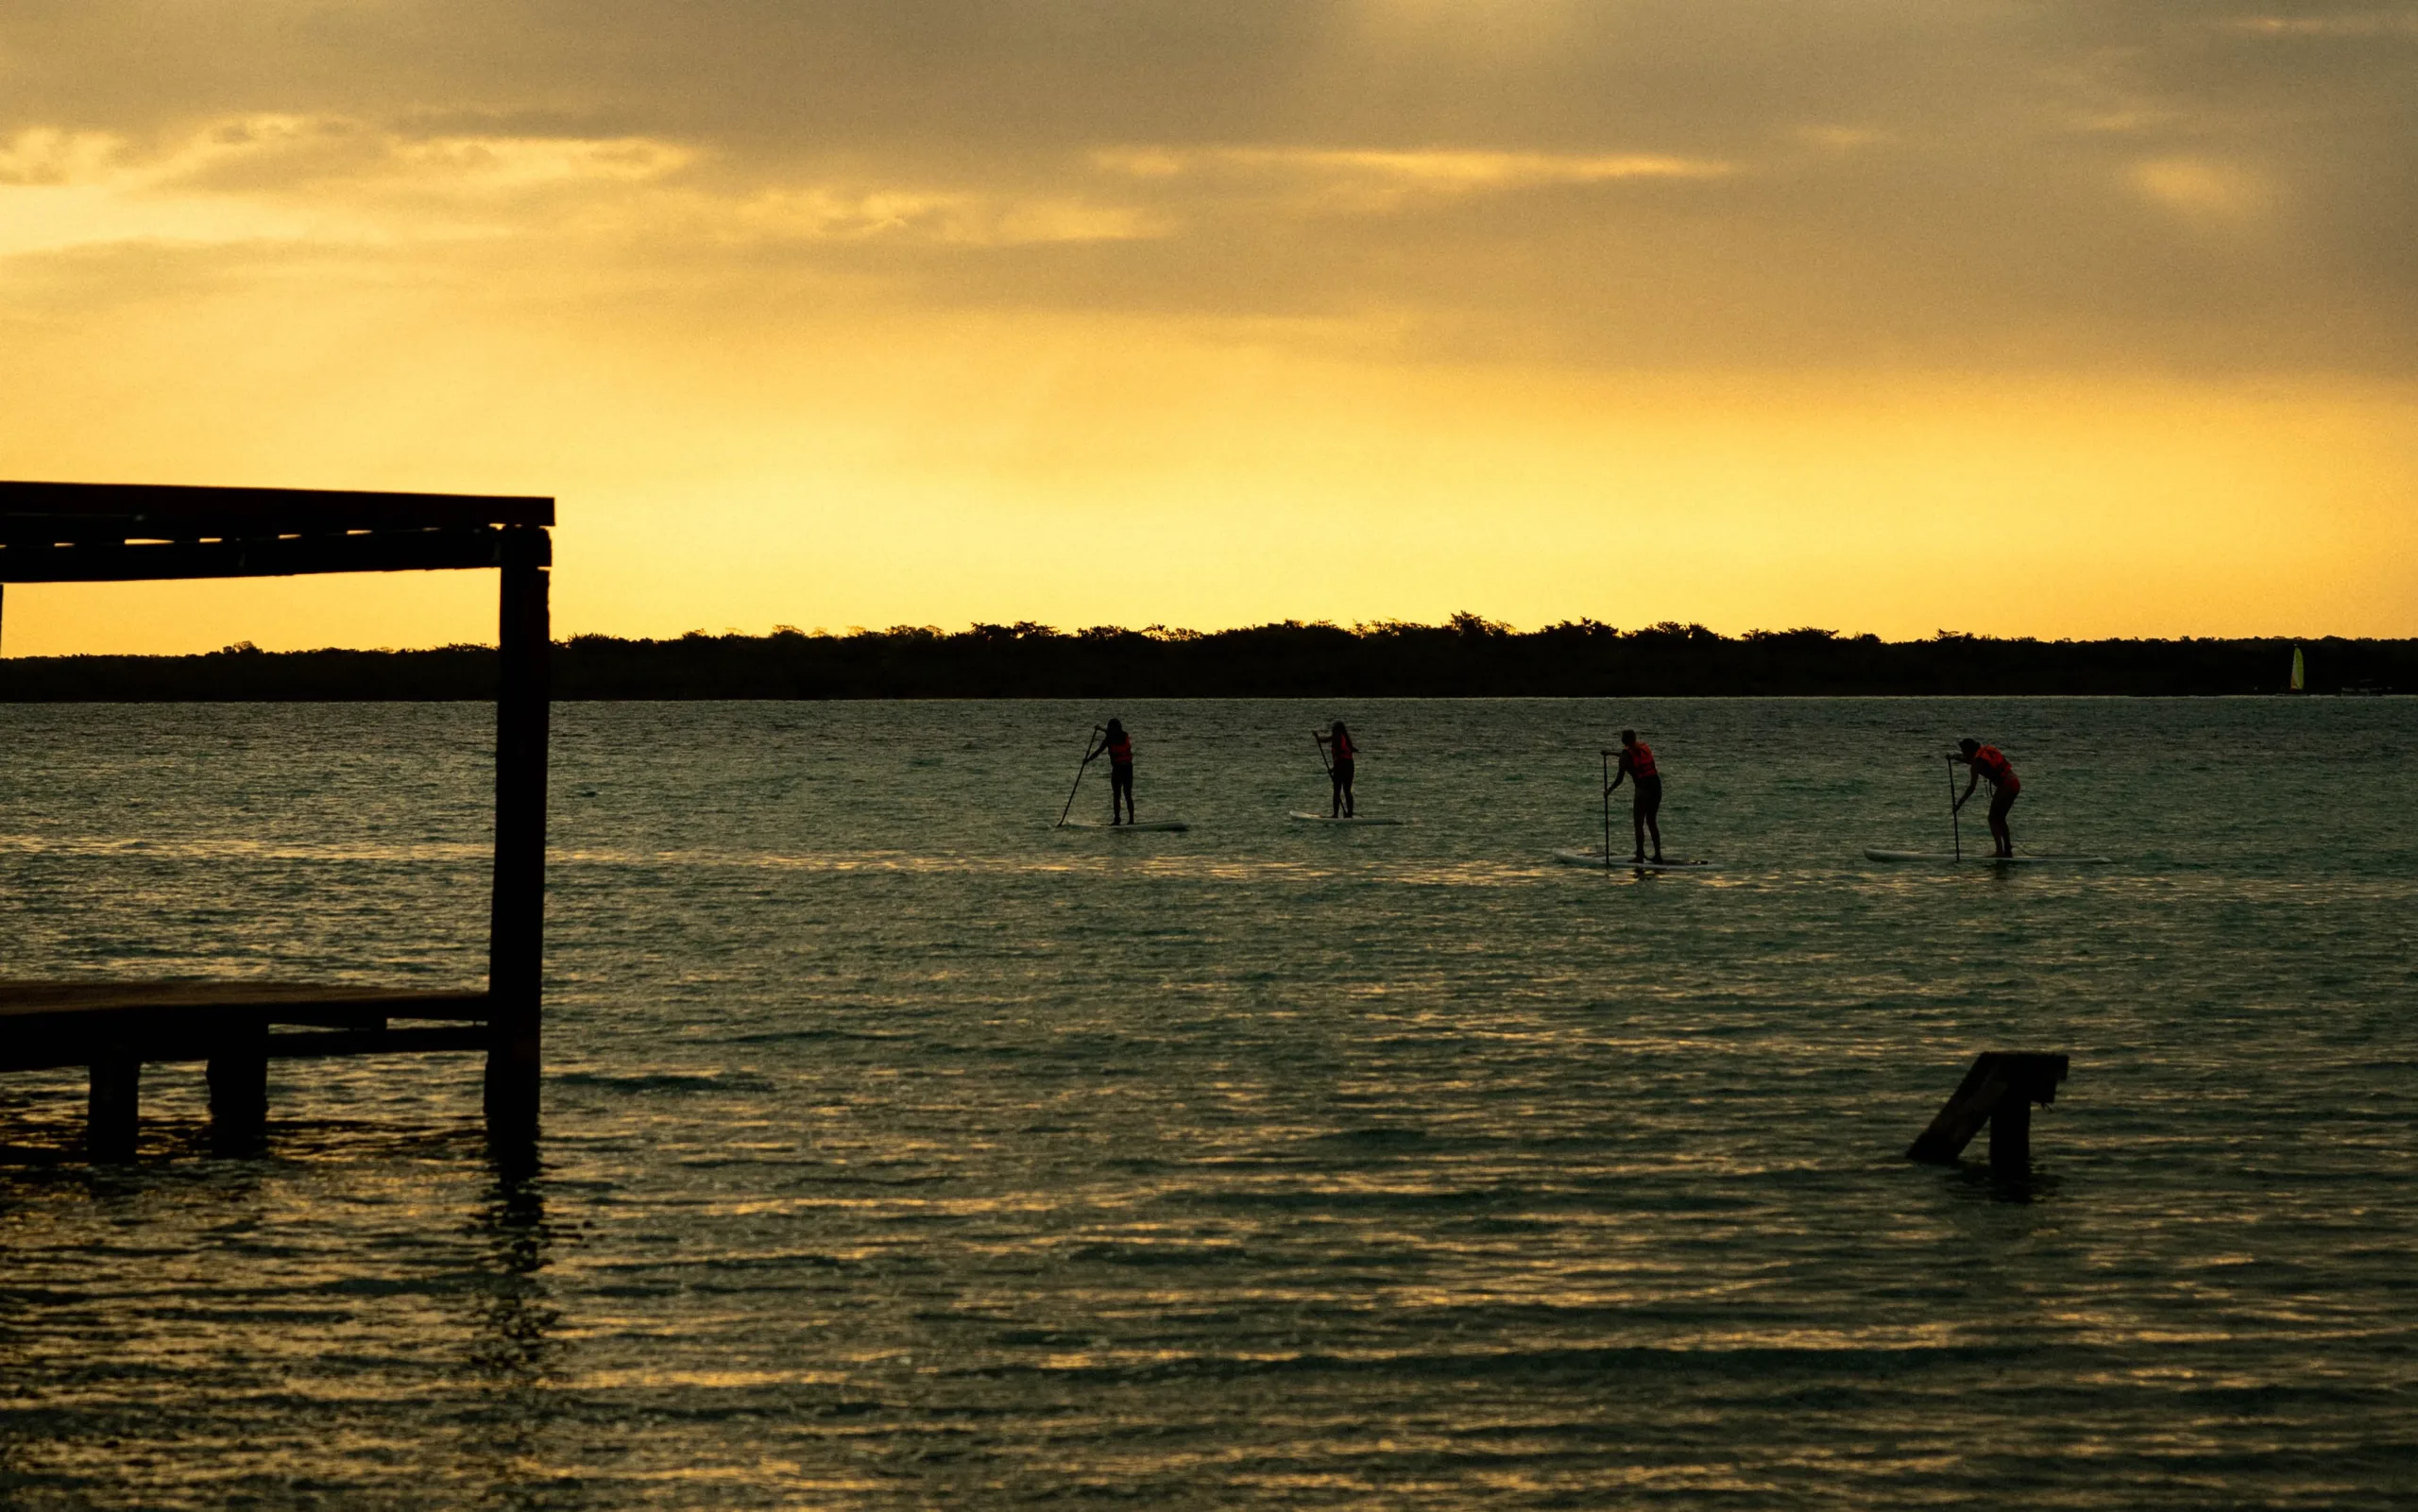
[0,526,546,583]
[0,981,488,1016]
[0,481,553,534]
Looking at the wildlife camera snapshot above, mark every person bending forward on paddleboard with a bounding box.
[1953,737,2019,858]
[1607,730,1664,862]
[1316,721,1356,817]
[1088,719,1136,824]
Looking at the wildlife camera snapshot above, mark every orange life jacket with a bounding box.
[1626,742,1658,780]
[1108,735,1132,765]
[1971,744,2016,788]
[1333,732,1354,762]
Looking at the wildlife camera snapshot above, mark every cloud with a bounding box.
[0,1,2413,372]
[1092,144,1732,216]
[2218,11,2418,39]
[2132,157,2273,222]
[724,186,1170,246]
[0,124,325,257]
[0,115,697,256]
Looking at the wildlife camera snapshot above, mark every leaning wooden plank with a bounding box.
[1907,1056,2013,1164]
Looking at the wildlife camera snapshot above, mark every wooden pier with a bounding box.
[0,481,552,1157]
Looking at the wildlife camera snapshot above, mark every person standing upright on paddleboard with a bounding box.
[1316,721,1356,817]
[1607,729,1663,863]
[1952,737,2019,858]
[1087,719,1136,825]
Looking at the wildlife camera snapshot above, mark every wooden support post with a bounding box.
[207,1019,269,1153]
[1908,1051,2068,1169]
[1988,1096,2032,1176]
[485,525,551,1144]
[88,1055,140,1161]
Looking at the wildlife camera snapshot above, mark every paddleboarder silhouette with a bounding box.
[1951,737,2019,858]
[1086,719,1136,824]
[1315,721,1356,817]
[1606,729,1663,862]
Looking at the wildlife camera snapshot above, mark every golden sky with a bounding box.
[3,1,2414,654]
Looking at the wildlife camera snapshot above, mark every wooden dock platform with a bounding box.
[1,981,495,1157]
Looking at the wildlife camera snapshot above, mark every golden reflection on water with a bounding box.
[457,1163,570,1506]
[3,699,2416,1504]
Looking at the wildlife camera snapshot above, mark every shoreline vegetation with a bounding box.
[0,617,2406,700]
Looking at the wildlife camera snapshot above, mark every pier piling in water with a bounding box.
[484,526,552,1142]
[1908,1051,2069,1174]
[207,1023,270,1153]
[86,1056,141,1163]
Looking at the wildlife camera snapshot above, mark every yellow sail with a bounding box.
[2290,646,2306,693]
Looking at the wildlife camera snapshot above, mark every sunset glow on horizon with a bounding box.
[4,3,2413,654]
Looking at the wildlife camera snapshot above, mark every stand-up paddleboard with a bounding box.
[1553,848,1717,872]
[1864,848,2108,865]
[1288,812,1412,825]
[1059,818,1192,832]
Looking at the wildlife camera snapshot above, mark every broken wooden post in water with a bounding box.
[87,1055,141,1163]
[206,1019,271,1154]
[0,481,553,1161]
[1908,1051,2069,1176]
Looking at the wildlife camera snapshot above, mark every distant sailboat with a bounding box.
[2290,645,2306,694]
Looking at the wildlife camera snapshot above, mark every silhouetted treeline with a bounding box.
[0,618,2407,700]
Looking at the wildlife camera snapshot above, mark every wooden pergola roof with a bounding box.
[0,481,554,582]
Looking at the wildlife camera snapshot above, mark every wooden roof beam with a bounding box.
[0,481,553,537]
[0,523,548,583]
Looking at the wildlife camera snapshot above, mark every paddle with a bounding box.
[1057,726,1103,828]
[1601,749,1614,869]
[1945,753,1962,861]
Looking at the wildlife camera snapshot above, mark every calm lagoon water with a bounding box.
[0,697,2413,1508]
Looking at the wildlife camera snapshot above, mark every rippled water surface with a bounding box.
[1,697,2413,1508]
